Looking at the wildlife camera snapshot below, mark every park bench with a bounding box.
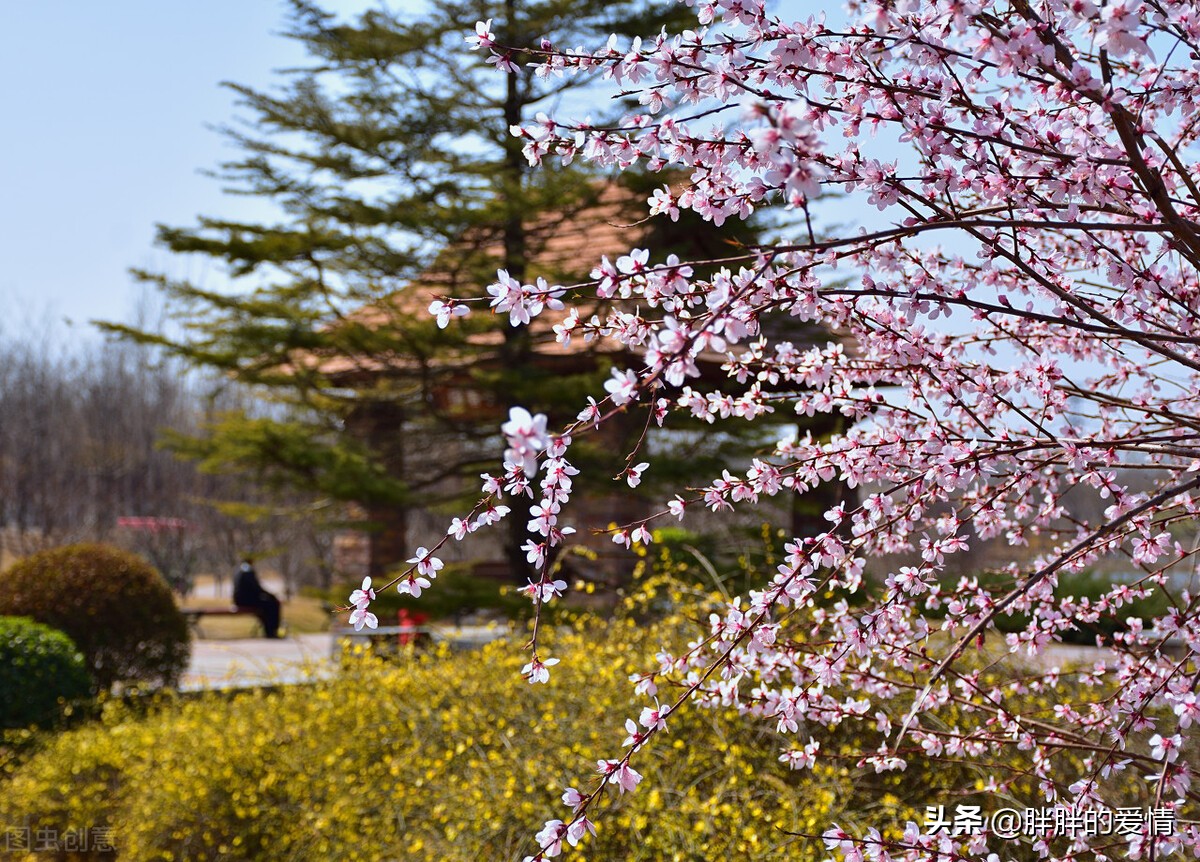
[182,606,262,637]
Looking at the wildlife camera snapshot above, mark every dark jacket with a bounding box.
[233,564,266,606]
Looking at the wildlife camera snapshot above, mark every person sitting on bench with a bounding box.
[233,559,282,638]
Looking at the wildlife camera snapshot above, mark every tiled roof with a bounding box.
[304,181,839,384]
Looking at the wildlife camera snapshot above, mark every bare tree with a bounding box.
[0,321,336,592]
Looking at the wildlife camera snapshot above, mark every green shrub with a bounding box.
[1052,568,1171,642]
[942,568,1171,645]
[0,617,92,729]
[0,544,190,690]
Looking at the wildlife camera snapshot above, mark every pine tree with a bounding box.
[106,0,805,581]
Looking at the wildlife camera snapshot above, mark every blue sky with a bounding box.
[0,1,372,337]
[0,1,842,342]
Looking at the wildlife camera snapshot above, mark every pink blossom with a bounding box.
[566,816,596,846]
[575,397,601,427]
[639,699,668,732]
[534,819,567,857]
[451,4,1200,857]
[522,655,560,684]
[407,547,443,579]
[348,576,375,609]
[1149,733,1182,764]
[625,462,649,488]
[397,575,431,598]
[348,605,377,632]
[1174,692,1200,729]
[502,406,549,476]
[474,503,510,527]
[561,787,584,810]
[597,759,642,793]
[616,248,649,275]
[519,577,567,604]
[485,51,519,74]
[467,19,494,50]
[603,369,638,405]
[428,299,469,328]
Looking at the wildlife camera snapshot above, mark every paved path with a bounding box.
[181,633,336,691]
[180,630,1163,692]
[182,625,510,691]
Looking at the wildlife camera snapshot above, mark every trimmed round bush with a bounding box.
[0,616,92,728]
[0,544,190,690]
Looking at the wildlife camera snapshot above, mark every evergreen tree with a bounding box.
[107,0,800,581]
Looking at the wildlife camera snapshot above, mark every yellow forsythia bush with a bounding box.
[0,565,1079,861]
[0,621,951,860]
